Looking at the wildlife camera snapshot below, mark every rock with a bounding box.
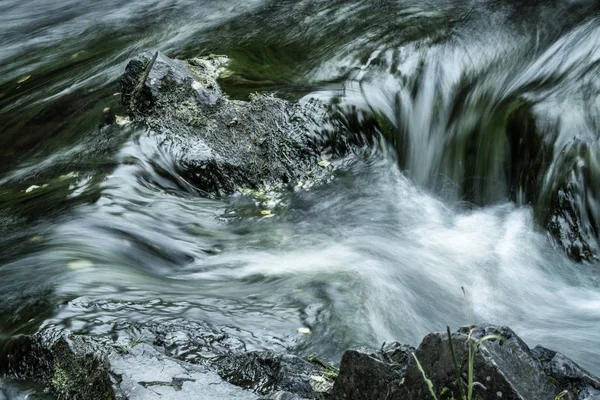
[398,324,559,400]
[260,391,308,400]
[578,387,600,400]
[110,343,256,400]
[213,351,333,398]
[331,342,413,400]
[331,325,600,400]
[119,51,336,199]
[1,318,334,400]
[1,327,255,400]
[2,329,114,399]
[3,322,600,400]
[532,345,600,400]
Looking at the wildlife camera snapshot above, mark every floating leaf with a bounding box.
[17,75,31,84]
[29,236,43,242]
[25,185,40,193]
[70,50,86,59]
[296,181,304,187]
[68,260,94,271]
[297,327,311,334]
[103,107,110,113]
[317,160,331,167]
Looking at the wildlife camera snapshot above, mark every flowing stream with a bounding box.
[1,0,600,395]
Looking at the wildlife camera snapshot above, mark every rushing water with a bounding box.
[1,0,600,392]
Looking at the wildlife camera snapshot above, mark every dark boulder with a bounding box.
[0,319,332,400]
[3,322,600,400]
[260,391,308,400]
[0,326,257,399]
[1,329,114,400]
[330,342,413,400]
[532,345,600,400]
[332,324,600,400]
[119,52,336,199]
[213,351,333,398]
[398,324,558,400]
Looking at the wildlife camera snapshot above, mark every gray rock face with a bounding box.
[532,345,600,400]
[214,351,333,398]
[1,320,331,400]
[260,391,308,400]
[3,323,600,400]
[398,325,558,400]
[3,330,114,400]
[110,343,256,400]
[120,51,333,198]
[330,343,413,400]
[331,324,600,400]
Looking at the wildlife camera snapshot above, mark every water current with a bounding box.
[1,1,599,395]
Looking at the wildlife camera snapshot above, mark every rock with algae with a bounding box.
[119,51,336,199]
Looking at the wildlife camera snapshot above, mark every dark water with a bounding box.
[1,0,600,392]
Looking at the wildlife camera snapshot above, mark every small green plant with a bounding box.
[412,352,439,400]
[413,287,504,400]
[307,353,339,379]
[116,336,144,354]
[554,390,570,400]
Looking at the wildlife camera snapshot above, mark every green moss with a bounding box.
[190,117,207,127]
[47,339,114,400]
[306,353,339,379]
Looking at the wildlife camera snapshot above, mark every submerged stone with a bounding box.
[119,51,335,199]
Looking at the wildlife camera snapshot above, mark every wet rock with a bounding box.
[2,329,114,399]
[120,51,335,199]
[4,321,599,400]
[213,351,333,398]
[260,391,308,400]
[398,324,559,400]
[1,318,334,400]
[1,327,256,400]
[331,325,600,400]
[330,342,413,400]
[532,345,600,400]
[110,343,256,400]
[542,141,599,263]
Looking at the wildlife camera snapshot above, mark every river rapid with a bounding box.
[1,0,600,393]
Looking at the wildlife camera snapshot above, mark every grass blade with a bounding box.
[412,352,439,400]
[447,325,467,400]
[467,328,474,400]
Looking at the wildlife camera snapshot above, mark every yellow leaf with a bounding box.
[297,327,311,334]
[317,160,331,167]
[17,75,31,84]
[25,185,40,193]
[296,181,304,187]
[261,210,273,215]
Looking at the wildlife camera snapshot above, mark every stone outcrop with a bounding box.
[119,51,336,199]
[331,324,600,400]
[3,323,599,399]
